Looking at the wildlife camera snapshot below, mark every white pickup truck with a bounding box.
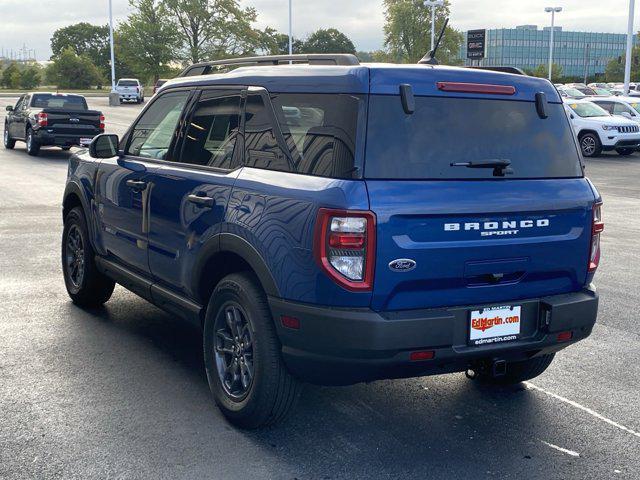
[115,78,144,104]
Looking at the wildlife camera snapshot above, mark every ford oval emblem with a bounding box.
[388,259,416,272]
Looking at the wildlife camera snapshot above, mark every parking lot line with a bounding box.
[525,382,640,439]
[540,440,580,457]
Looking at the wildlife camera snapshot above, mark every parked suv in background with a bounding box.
[564,99,640,156]
[591,96,640,124]
[116,78,144,103]
[62,55,601,428]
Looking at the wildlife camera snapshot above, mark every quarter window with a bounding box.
[179,91,241,169]
[244,94,292,172]
[127,91,189,160]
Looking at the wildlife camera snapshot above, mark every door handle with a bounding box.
[126,179,147,191]
[187,194,215,208]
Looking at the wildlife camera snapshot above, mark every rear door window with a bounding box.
[244,94,292,172]
[178,90,242,169]
[365,95,582,180]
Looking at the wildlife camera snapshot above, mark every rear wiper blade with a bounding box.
[450,159,513,177]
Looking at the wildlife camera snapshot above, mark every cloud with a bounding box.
[0,0,637,60]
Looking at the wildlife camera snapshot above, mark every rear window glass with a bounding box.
[31,94,87,110]
[118,80,138,86]
[365,95,582,180]
[271,93,363,178]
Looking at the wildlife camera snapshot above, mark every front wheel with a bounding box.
[616,147,635,156]
[203,272,301,429]
[62,207,115,307]
[475,353,556,385]
[4,124,15,149]
[25,129,40,156]
[579,133,602,157]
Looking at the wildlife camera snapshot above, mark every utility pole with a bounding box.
[288,0,293,56]
[583,43,590,84]
[425,0,445,52]
[545,7,562,81]
[108,0,119,105]
[624,0,635,95]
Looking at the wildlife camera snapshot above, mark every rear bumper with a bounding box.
[269,287,598,385]
[33,130,100,147]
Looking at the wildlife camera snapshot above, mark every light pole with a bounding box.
[288,0,293,56]
[544,6,562,81]
[624,0,635,95]
[424,0,445,52]
[108,0,116,92]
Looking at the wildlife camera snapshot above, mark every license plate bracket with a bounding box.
[468,305,521,346]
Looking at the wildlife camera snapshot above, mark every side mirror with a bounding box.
[89,134,119,159]
[5,105,13,112]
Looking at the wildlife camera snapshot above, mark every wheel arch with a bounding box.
[192,233,280,313]
[577,129,600,140]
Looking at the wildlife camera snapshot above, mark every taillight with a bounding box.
[99,114,105,131]
[588,202,604,273]
[314,209,376,291]
[37,112,48,127]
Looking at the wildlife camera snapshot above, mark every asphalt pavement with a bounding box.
[0,97,638,479]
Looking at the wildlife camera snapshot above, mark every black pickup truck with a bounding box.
[3,93,104,156]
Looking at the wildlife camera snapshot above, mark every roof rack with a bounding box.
[178,54,360,77]
[465,66,527,76]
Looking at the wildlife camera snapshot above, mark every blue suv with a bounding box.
[62,54,601,428]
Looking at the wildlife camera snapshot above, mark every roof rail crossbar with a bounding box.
[178,54,360,77]
[465,66,527,76]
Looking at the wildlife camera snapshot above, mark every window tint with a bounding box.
[593,101,613,113]
[179,92,241,169]
[365,95,582,180]
[31,94,87,110]
[244,94,291,172]
[271,93,362,178]
[127,91,189,160]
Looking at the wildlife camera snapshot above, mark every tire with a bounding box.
[4,124,15,149]
[203,272,301,429]
[62,206,115,307]
[25,128,40,156]
[615,147,635,156]
[476,353,556,385]
[579,133,602,157]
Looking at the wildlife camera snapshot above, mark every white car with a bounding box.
[590,96,640,123]
[116,78,145,104]
[564,99,640,157]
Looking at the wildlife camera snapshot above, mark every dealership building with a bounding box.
[459,25,638,77]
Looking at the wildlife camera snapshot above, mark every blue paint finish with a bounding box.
[226,167,371,307]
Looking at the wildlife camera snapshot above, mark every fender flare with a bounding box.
[191,233,280,299]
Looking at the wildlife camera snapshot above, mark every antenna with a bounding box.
[418,18,449,65]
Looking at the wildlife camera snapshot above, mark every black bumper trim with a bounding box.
[269,288,598,385]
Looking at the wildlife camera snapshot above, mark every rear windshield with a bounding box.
[365,95,582,180]
[118,80,138,86]
[31,94,87,110]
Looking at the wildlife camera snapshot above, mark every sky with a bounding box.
[0,0,637,60]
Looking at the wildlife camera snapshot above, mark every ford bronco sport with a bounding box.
[61,54,601,428]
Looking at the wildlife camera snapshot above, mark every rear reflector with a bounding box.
[410,351,435,361]
[436,82,516,95]
[556,331,573,342]
[588,202,604,273]
[281,315,300,330]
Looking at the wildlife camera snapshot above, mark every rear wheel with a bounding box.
[62,206,115,307]
[475,354,555,385]
[203,272,301,429]
[616,147,635,156]
[25,128,40,156]
[579,133,602,157]
[3,124,15,149]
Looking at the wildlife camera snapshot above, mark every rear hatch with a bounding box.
[365,68,596,311]
[42,108,102,135]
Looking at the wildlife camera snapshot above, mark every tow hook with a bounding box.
[465,369,477,380]
[492,359,507,377]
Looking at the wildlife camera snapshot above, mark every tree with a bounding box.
[532,63,563,82]
[605,57,625,82]
[19,65,41,89]
[46,48,103,89]
[163,0,274,64]
[51,23,111,76]
[1,62,21,89]
[382,0,463,64]
[117,0,180,83]
[269,33,305,55]
[302,28,356,54]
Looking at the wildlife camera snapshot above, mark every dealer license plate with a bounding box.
[469,305,521,346]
